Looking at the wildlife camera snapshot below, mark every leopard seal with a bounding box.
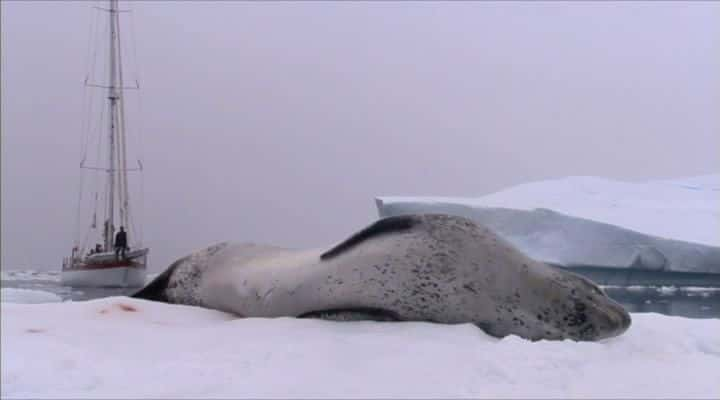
[132,214,631,341]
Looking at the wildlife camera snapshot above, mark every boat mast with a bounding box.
[104,0,119,251]
[116,2,131,238]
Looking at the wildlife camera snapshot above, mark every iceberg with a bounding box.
[376,175,720,286]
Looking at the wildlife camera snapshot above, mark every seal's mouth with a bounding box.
[596,300,632,340]
[570,294,632,341]
[558,273,632,341]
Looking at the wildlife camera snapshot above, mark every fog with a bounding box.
[2,1,718,271]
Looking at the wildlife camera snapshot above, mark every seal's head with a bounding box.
[531,269,631,341]
[408,213,632,342]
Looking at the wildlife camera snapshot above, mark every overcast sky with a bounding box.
[2,1,719,271]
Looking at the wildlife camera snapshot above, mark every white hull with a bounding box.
[61,265,146,288]
[85,248,148,265]
[62,248,149,288]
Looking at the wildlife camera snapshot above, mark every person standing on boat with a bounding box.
[114,227,128,260]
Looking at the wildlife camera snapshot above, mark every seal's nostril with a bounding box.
[620,309,632,329]
[608,306,632,333]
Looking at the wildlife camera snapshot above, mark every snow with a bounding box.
[1,288,63,304]
[2,297,719,399]
[379,174,720,246]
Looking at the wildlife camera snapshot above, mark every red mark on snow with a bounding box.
[97,303,139,314]
[117,303,138,312]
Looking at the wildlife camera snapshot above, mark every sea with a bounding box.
[2,269,720,319]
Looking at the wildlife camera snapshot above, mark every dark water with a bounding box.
[2,270,719,319]
[604,287,720,319]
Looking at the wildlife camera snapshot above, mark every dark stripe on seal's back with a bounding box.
[320,215,417,260]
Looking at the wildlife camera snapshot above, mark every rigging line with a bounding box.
[73,169,86,248]
[81,221,93,252]
[116,10,131,233]
[91,12,109,164]
[93,6,131,13]
[105,0,122,251]
[78,6,95,161]
[74,6,98,247]
[129,5,145,244]
[118,14,137,243]
[96,6,112,239]
[75,5,105,248]
[93,86,107,240]
[85,83,139,89]
[79,9,100,166]
[82,6,107,178]
[129,7,144,161]
[80,195,92,250]
[83,6,105,157]
[81,166,142,171]
[83,183,101,251]
[82,194,100,251]
[80,86,92,163]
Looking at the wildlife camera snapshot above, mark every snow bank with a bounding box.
[1,288,63,304]
[2,297,719,399]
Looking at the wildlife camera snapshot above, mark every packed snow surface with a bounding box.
[2,297,719,399]
[1,288,63,304]
[380,174,720,246]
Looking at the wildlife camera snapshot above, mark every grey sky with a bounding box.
[2,1,719,271]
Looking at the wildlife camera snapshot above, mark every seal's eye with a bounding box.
[576,276,606,297]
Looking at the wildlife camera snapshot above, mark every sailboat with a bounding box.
[62,0,148,287]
